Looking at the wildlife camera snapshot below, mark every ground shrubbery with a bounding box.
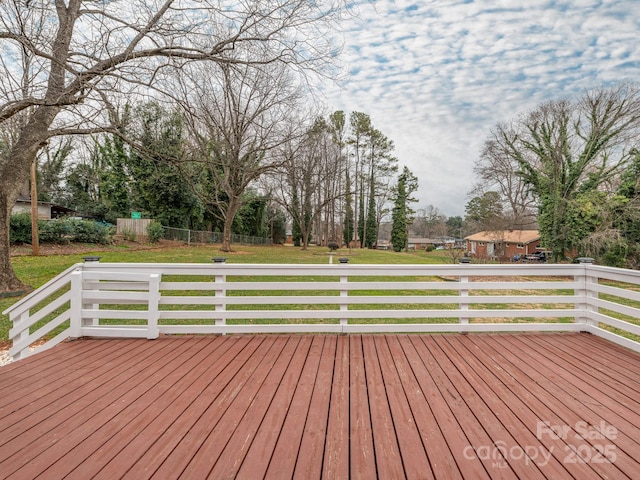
[147,221,165,243]
[9,213,32,244]
[10,213,114,245]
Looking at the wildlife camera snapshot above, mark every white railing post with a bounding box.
[459,258,470,327]
[70,270,83,338]
[13,311,30,360]
[577,258,598,327]
[83,256,101,326]
[147,274,161,339]
[339,258,349,329]
[213,258,226,330]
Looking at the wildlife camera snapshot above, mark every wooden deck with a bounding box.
[0,332,639,479]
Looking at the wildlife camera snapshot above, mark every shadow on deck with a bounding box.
[0,332,639,479]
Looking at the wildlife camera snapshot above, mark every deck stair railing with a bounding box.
[4,261,640,360]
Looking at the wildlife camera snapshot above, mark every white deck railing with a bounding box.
[4,261,640,360]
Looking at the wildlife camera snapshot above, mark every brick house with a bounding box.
[465,230,542,260]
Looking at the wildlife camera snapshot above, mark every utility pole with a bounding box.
[30,158,39,256]
[31,158,40,257]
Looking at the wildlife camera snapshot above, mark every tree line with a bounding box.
[0,1,434,293]
[0,0,347,292]
[30,101,418,251]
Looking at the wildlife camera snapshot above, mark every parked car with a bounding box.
[525,251,548,262]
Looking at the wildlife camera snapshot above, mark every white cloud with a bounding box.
[322,0,640,216]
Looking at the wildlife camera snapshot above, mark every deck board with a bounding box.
[320,332,349,479]
[120,335,264,479]
[375,336,434,479]
[409,335,519,478]
[349,334,377,479]
[442,335,611,479]
[291,336,335,479]
[153,335,283,478]
[68,335,235,479]
[0,332,638,479]
[22,337,217,479]
[469,334,640,479]
[258,335,323,479]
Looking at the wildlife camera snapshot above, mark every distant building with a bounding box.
[465,230,542,260]
[376,239,390,250]
[404,236,460,250]
[12,196,75,219]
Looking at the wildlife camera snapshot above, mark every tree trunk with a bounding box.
[301,230,310,250]
[0,105,61,291]
[31,159,39,256]
[220,199,242,252]
[0,190,28,293]
[221,214,234,252]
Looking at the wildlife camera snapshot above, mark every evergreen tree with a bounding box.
[232,191,268,237]
[98,120,132,222]
[37,139,72,204]
[292,219,302,247]
[128,102,202,228]
[446,216,464,238]
[64,143,110,219]
[365,179,377,248]
[267,205,288,244]
[391,174,408,252]
[613,150,640,267]
[391,167,419,252]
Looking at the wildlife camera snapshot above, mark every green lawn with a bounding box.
[0,244,449,343]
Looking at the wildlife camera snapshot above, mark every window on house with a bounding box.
[517,243,524,248]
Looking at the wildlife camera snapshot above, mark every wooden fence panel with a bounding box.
[116,218,152,238]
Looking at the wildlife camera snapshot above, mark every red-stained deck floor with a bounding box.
[0,332,639,479]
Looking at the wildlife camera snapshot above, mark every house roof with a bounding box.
[407,238,437,244]
[407,237,455,244]
[465,230,540,244]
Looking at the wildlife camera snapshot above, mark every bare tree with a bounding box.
[273,117,340,250]
[181,60,302,252]
[413,205,447,238]
[472,135,537,229]
[0,0,342,291]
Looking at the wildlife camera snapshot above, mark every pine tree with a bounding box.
[391,167,419,252]
[365,179,377,248]
[391,174,408,252]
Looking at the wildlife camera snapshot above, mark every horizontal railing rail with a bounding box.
[5,264,80,360]
[4,262,640,360]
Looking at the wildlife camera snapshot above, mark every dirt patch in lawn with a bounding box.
[10,239,187,257]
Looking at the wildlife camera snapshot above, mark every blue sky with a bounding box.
[322,0,640,217]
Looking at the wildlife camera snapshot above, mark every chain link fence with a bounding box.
[163,227,272,246]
